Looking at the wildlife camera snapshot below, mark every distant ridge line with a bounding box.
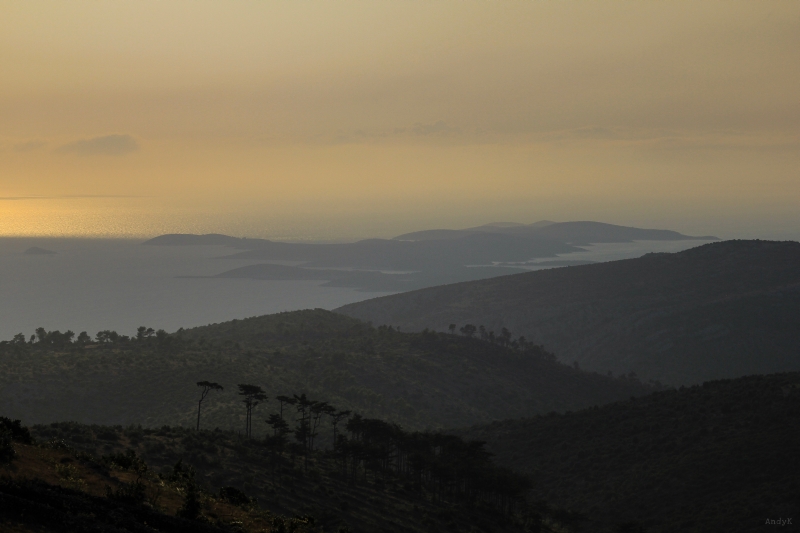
[393,220,717,242]
[145,220,718,246]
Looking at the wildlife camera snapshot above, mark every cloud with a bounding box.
[411,121,458,136]
[57,134,139,156]
[534,126,683,144]
[14,140,47,152]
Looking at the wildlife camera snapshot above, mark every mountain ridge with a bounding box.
[337,240,800,385]
[393,220,717,242]
[0,309,655,431]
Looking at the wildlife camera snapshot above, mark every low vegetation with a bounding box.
[0,310,654,432]
[0,422,316,532]
[0,414,582,533]
[460,372,800,532]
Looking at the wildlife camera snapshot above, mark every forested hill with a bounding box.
[337,240,800,385]
[0,310,653,432]
[459,372,800,533]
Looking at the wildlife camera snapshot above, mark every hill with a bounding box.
[337,240,800,385]
[459,372,800,533]
[394,221,715,243]
[0,426,253,532]
[1,416,556,533]
[0,310,654,432]
[144,221,715,292]
[140,233,248,247]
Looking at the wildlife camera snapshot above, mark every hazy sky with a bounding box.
[1,1,798,240]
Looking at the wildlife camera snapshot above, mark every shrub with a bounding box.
[106,480,146,504]
[45,438,73,451]
[219,486,252,507]
[104,449,146,473]
[177,481,202,520]
[96,430,119,441]
[0,428,16,463]
[0,417,33,444]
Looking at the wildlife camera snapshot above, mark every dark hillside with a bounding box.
[2,417,551,533]
[21,420,546,533]
[460,372,800,533]
[0,427,258,532]
[337,240,800,385]
[0,310,653,431]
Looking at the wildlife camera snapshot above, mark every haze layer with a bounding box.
[1,1,798,239]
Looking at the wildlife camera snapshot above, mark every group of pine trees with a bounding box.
[446,323,543,353]
[336,415,531,512]
[194,381,532,514]
[3,322,547,363]
[0,326,172,348]
[0,326,187,356]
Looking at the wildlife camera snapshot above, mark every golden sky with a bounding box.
[1,1,798,239]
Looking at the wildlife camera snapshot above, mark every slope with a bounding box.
[2,417,550,533]
[337,240,800,385]
[459,372,800,533]
[0,310,654,431]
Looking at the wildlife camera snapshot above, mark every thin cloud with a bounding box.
[57,134,139,156]
[412,121,458,136]
[0,195,151,201]
[14,140,47,152]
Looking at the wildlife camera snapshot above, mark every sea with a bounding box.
[0,237,713,341]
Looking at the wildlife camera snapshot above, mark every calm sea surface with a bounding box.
[0,238,712,340]
[0,238,396,341]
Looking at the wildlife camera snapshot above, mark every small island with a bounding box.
[23,246,57,255]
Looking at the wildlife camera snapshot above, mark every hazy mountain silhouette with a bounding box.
[145,221,717,291]
[393,220,716,243]
[337,240,800,385]
[216,233,578,270]
[392,220,555,241]
[143,233,247,246]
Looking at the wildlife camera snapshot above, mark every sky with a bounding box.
[1,1,798,241]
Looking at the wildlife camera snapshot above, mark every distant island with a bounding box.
[145,220,718,247]
[23,246,57,255]
[144,221,718,291]
[392,220,717,243]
